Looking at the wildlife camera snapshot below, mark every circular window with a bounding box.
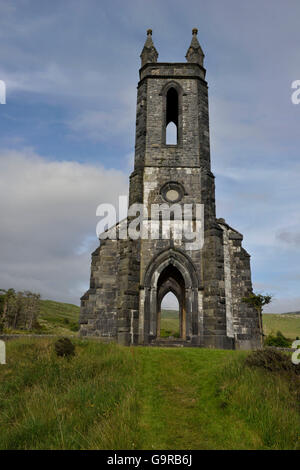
[160,182,184,203]
[165,189,180,202]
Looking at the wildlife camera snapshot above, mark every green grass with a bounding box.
[0,338,299,450]
[263,313,300,340]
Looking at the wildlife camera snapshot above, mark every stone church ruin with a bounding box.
[80,29,261,350]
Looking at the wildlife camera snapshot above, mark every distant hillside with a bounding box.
[263,313,300,339]
[38,300,80,335]
[281,311,300,315]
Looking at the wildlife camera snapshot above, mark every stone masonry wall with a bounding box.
[80,239,118,338]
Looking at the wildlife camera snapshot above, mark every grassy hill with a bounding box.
[263,313,300,340]
[0,338,299,450]
[160,309,180,337]
[37,300,80,335]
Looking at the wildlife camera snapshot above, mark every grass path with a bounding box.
[136,348,260,450]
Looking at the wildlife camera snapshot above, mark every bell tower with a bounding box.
[80,30,262,350]
[130,28,216,224]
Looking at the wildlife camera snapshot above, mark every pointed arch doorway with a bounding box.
[157,264,186,339]
[141,248,200,345]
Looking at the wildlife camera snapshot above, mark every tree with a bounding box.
[0,288,40,331]
[242,292,273,347]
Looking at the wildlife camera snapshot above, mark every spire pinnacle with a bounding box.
[140,29,158,67]
[186,28,204,66]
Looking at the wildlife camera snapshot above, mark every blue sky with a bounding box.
[0,0,300,312]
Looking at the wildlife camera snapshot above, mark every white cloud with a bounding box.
[0,149,128,304]
[67,106,135,142]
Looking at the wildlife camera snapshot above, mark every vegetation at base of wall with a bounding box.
[264,330,292,348]
[160,329,180,338]
[0,338,299,450]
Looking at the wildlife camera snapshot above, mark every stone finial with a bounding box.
[185,28,204,66]
[140,28,158,67]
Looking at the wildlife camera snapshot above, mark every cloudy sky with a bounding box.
[0,0,299,312]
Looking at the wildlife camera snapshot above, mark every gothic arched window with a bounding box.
[161,82,183,146]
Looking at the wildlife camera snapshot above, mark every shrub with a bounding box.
[264,330,291,348]
[245,348,299,376]
[54,337,75,358]
[70,323,79,332]
[160,329,180,338]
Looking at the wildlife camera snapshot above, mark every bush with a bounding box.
[160,329,180,338]
[264,330,291,348]
[54,337,75,358]
[245,348,299,376]
[70,323,79,332]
